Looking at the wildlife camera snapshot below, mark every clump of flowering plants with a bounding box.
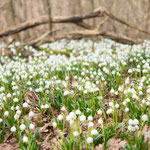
[0,39,150,149]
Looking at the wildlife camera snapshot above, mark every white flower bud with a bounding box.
[88,116,93,121]
[57,114,63,121]
[23,136,28,143]
[13,98,19,103]
[11,126,16,132]
[52,122,57,128]
[125,107,129,112]
[4,111,9,117]
[115,104,119,109]
[98,119,103,125]
[29,111,35,117]
[73,131,79,137]
[61,106,66,111]
[142,114,148,122]
[23,102,28,108]
[109,102,113,107]
[16,110,21,115]
[20,124,26,131]
[97,110,102,115]
[88,122,94,128]
[91,129,98,135]
[45,104,49,109]
[80,115,86,122]
[86,137,93,144]
[126,98,130,102]
[76,110,81,115]
[29,124,35,130]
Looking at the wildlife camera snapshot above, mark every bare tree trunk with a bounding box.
[45,0,53,32]
[7,0,20,40]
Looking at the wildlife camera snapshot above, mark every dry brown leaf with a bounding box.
[107,138,126,150]
[95,144,104,150]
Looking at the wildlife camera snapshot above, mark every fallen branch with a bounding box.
[0,5,146,49]
[34,29,142,46]
[0,8,104,38]
[0,6,149,39]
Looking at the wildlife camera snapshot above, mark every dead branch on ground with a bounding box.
[0,6,147,56]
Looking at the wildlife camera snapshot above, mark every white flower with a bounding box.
[52,122,57,128]
[57,114,63,121]
[88,122,94,128]
[139,91,143,95]
[66,115,71,121]
[109,102,113,107]
[76,109,81,115]
[14,114,19,120]
[23,136,28,143]
[110,89,115,94]
[86,137,93,144]
[125,107,129,112]
[142,114,148,122]
[135,125,139,130]
[27,99,30,103]
[128,68,133,73]
[80,115,86,122]
[106,108,113,115]
[69,112,76,120]
[29,124,35,130]
[13,98,19,102]
[11,106,14,110]
[16,110,21,115]
[122,101,127,106]
[118,87,123,92]
[146,101,150,106]
[148,97,150,101]
[128,119,134,126]
[16,106,20,110]
[115,104,119,109]
[73,131,79,137]
[64,90,70,96]
[147,88,150,93]
[41,105,45,109]
[142,99,146,104]
[4,111,9,117]
[7,93,11,98]
[98,119,103,124]
[133,119,139,125]
[45,104,49,109]
[11,126,16,132]
[125,77,130,84]
[97,110,102,115]
[70,120,74,125]
[61,106,66,111]
[0,118,2,123]
[128,125,132,131]
[91,129,98,135]
[88,116,93,121]
[115,91,118,95]
[23,102,28,108]
[20,124,26,131]
[126,98,130,102]
[29,111,35,117]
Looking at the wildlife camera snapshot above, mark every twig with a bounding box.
[96,17,108,30]
[103,7,150,35]
[25,29,59,46]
